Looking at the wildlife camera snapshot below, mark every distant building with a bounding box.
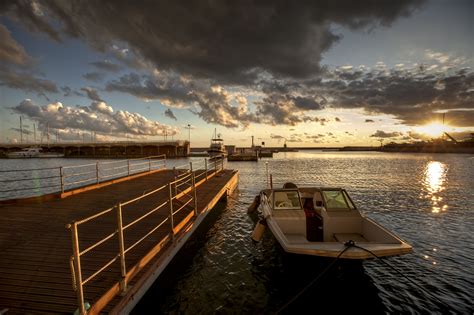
[225,145,236,155]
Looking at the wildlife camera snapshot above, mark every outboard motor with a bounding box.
[251,218,267,242]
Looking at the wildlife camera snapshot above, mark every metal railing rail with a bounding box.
[66,155,226,314]
[0,155,167,200]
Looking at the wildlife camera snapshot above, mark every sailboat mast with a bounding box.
[20,116,23,143]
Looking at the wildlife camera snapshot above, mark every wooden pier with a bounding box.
[0,156,238,314]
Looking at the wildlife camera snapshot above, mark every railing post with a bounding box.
[117,203,127,293]
[173,167,177,196]
[60,166,64,194]
[70,223,86,315]
[96,162,99,184]
[148,158,151,172]
[204,158,208,181]
[192,172,198,216]
[127,160,130,176]
[168,183,175,241]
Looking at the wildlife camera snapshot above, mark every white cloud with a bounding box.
[11,99,177,139]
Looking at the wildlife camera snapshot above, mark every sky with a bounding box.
[0,0,473,147]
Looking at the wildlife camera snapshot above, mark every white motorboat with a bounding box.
[254,183,412,260]
[6,147,64,158]
[207,129,227,159]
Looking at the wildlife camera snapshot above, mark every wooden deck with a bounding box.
[0,168,238,314]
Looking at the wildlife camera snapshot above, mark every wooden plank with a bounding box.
[0,168,237,314]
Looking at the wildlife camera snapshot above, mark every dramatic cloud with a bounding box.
[11,99,177,138]
[164,108,177,121]
[106,72,262,128]
[90,60,122,72]
[370,130,402,138]
[0,23,30,65]
[4,0,473,132]
[81,87,103,102]
[317,66,474,127]
[1,0,424,83]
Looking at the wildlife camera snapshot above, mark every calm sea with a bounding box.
[1,151,473,313]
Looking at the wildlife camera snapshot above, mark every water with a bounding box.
[131,151,474,314]
[1,152,473,313]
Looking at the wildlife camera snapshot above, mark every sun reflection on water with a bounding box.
[422,161,448,213]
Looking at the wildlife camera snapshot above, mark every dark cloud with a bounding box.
[164,108,177,121]
[106,72,260,128]
[81,87,103,102]
[0,66,58,95]
[61,86,82,97]
[320,67,474,127]
[1,0,424,83]
[270,134,285,140]
[83,72,105,82]
[90,60,122,72]
[365,119,375,123]
[335,117,341,122]
[370,130,401,138]
[0,23,30,65]
[305,133,326,143]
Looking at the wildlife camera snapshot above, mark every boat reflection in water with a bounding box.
[422,161,448,213]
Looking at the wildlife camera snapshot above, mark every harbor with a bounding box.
[0,1,472,313]
[0,156,238,314]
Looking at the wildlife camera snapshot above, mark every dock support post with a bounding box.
[148,158,151,172]
[205,158,208,181]
[192,172,198,216]
[214,158,217,174]
[127,160,130,176]
[70,223,86,315]
[117,203,127,293]
[168,183,175,241]
[60,166,64,193]
[96,162,99,184]
[221,155,224,170]
[189,161,193,173]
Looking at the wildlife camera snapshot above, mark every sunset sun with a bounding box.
[416,122,449,138]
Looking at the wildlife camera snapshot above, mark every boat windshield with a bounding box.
[273,190,302,210]
[322,190,353,210]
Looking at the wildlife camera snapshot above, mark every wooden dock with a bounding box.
[0,157,238,314]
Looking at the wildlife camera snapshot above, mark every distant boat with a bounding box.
[6,147,64,158]
[252,183,412,259]
[207,129,226,159]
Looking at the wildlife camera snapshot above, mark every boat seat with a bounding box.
[313,192,323,207]
[333,233,368,243]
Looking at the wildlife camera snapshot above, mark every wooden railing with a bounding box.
[66,156,225,314]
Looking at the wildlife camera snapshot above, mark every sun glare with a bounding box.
[416,122,448,138]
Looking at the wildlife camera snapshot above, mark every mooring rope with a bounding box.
[350,243,451,310]
[277,240,451,313]
[277,241,355,313]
